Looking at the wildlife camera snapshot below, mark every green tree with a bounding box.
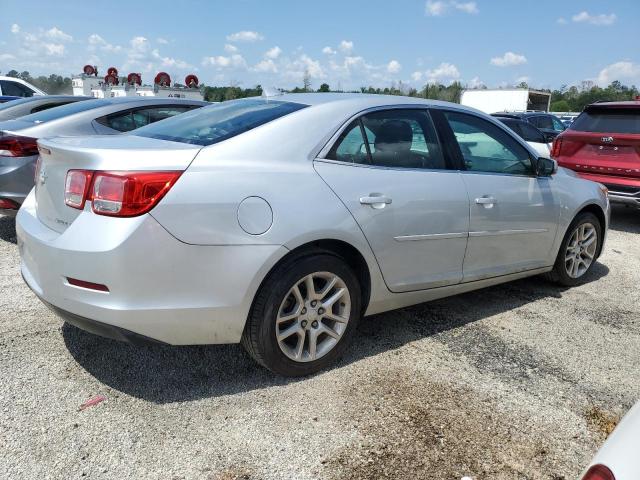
[318,83,330,93]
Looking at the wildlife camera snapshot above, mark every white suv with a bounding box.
[0,76,46,97]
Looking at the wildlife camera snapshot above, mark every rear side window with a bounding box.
[97,106,197,132]
[571,109,640,134]
[529,115,553,130]
[519,122,547,143]
[132,99,307,145]
[327,109,445,170]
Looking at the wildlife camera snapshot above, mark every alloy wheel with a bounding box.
[275,271,351,363]
[564,222,597,278]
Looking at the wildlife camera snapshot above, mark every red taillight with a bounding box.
[582,464,615,480]
[91,171,182,217]
[551,137,563,158]
[64,170,182,217]
[0,198,19,210]
[64,170,94,209]
[0,135,39,157]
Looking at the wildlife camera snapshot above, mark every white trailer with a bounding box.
[460,88,551,114]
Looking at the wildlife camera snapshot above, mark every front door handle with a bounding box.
[475,196,497,207]
[360,194,392,209]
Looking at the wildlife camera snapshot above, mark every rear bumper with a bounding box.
[16,191,288,345]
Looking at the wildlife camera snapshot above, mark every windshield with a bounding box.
[131,98,308,146]
[571,109,640,135]
[19,99,111,123]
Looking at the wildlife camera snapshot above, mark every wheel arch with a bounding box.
[249,238,373,320]
[575,203,607,258]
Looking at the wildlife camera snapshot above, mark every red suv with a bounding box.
[551,100,640,207]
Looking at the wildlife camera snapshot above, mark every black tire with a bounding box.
[544,212,602,287]
[241,250,362,376]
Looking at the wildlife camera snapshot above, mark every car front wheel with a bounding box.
[242,251,361,376]
[546,212,602,286]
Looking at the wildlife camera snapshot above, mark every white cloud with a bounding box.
[224,44,238,53]
[596,61,640,86]
[322,46,336,55]
[151,49,193,70]
[10,24,20,34]
[386,60,401,74]
[425,0,447,16]
[490,51,527,67]
[88,34,122,53]
[0,53,15,61]
[467,76,484,88]
[253,59,278,73]
[339,40,354,53]
[226,31,264,43]
[411,71,423,82]
[202,54,247,69]
[426,0,477,16]
[45,27,72,42]
[425,62,460,83]
[557,17,567,25]
[265,46,282,59]
[515,75,530,84]
[572,11,616,26]
[452,1,478,14]
[157,37,169,44]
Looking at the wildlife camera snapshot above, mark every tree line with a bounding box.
[2,69,637,112]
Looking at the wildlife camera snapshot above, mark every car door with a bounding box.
[435,109,560,282]
[314,108,470,293]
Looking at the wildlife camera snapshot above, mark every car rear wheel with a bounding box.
[545,212,602,286]
[242,251,361,376]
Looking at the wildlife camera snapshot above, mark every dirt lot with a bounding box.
[1,206,639,480]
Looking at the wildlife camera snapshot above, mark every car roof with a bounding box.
[266,92,460,110]
[585,100,640,110]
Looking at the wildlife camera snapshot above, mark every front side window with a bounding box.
[444,111,534,175]
[551,116,566,132]
[327,109,445,170]
[529,115,553,130]
[132,99,307,145]
[519,122,547,144]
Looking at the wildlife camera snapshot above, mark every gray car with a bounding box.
[0,95,91,122]
[0,97,207,214]
[16,93,610,376]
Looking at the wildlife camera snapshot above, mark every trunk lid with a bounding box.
[35,134,202,233]
[555,106,640,179]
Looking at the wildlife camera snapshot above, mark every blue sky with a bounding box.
[0,0,638,90]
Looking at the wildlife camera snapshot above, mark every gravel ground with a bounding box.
[1,206,639,480]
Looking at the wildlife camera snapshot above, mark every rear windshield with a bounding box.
[0,97,37,111]
[19,99,111,123]
[131,98,308,146]
[571,109,640,134]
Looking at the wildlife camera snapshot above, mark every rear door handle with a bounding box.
[360,194,392,209]
[475,196,497,207]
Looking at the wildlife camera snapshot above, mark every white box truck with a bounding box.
[460,89,551,114]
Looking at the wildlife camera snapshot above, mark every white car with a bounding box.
[0,76,46,97]
[494,115,551,158]
[580,402,640,480]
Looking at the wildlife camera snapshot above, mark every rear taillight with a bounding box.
[581,464,615,480]
[0,135,39,157]
[64,170,93,209]
[64,170,182,217]
[551,137,562,158]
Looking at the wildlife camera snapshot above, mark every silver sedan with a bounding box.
[16,93,610,376]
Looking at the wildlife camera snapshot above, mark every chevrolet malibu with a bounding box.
[17,94,610,376]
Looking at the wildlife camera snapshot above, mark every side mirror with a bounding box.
[537,157,558,177]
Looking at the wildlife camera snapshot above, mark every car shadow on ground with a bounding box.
[62,262,609,404]
[0,215,17,244]
[609,205,640,234]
